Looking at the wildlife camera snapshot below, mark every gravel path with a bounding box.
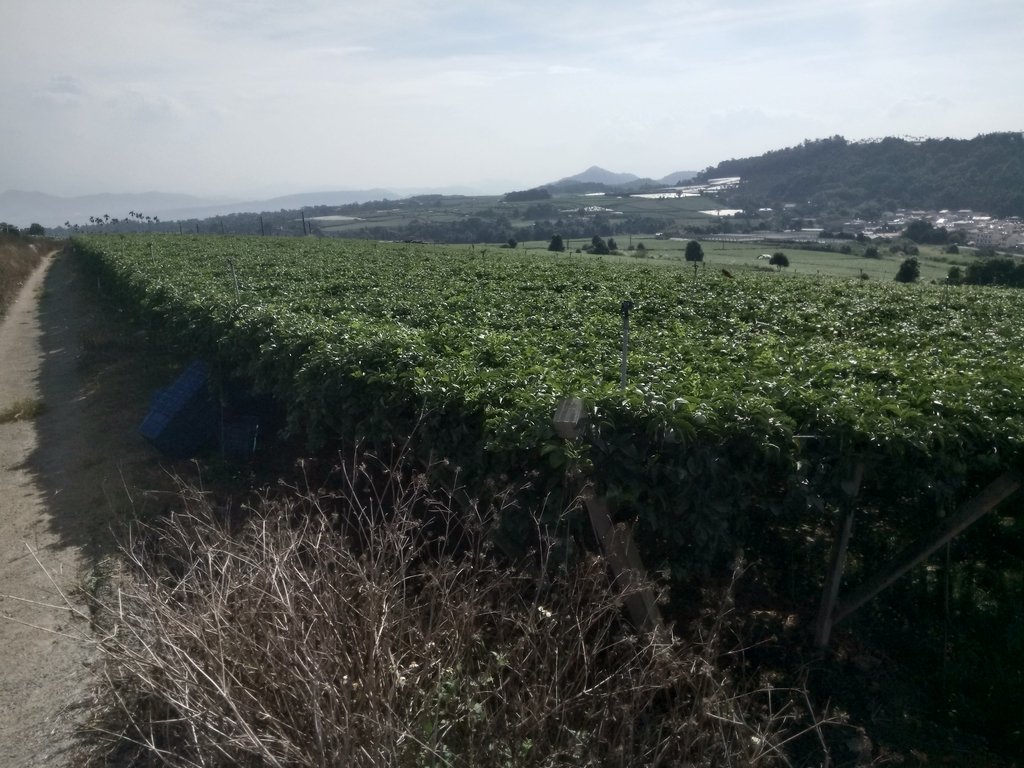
[0,249,174,766]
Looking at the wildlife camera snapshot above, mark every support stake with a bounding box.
[833,471,1020,627]
[553,398,662,635]
[620,300,633,389]
[814,461,863,648]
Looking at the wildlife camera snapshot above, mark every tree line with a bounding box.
[699,132,1024,218]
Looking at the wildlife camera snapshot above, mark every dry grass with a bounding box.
[0,397,46,424]
[0,233,47,317]
[80,456,829,767]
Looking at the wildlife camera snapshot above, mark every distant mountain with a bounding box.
[657,171,698,185]
[0,190,229,228]
[185,189,398,220]
[0,188,400,228]
[696,132,1024,217]
[546,167,698,192]
[553,166,641,186]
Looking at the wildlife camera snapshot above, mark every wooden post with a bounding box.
[227,259,240,303]
[833,471,1021,626]
[813,461,863,648]
[619,301,633,389]
[553,399,662,635]
[583,491,662,634]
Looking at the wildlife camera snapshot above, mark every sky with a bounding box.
[2,0,1022,199]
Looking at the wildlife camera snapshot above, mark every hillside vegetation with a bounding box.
[698,132,1024,217]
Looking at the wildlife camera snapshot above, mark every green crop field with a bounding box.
[74,235,1022,522]
[508,237,977,283]
[72,232,1021,580]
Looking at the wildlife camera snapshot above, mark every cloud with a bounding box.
[2,0,1023,197]
[46,75,85,97]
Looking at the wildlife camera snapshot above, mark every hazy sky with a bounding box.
[2,0,1022,198]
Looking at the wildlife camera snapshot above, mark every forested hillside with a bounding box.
[698,132,1024,217]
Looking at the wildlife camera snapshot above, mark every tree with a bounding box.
[506,238,517,249]
[947,265,963,284]
[864,246,881,259]
[769,252,789,270]
[684,240,704,263]
[895,256,920,283]
[27,223,45,236]
[964,258,1024,287]
[504,187,551,202]
[548,234,565,252]
[607,237,618,252]
[590,235,610,255]
[903,219,949,245]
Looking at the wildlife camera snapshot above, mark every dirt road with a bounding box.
[0,249,175,766]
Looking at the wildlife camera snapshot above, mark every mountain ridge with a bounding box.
[0,188,401,228]
[7,132,1021,227]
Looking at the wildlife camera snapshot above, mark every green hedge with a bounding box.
[74,234,1024,585]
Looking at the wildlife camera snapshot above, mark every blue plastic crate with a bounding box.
[140,361,217,458]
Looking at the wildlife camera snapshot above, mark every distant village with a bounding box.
[853,209,1024,251]
[641,178,1024,253]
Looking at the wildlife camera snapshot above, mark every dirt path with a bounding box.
[0,249,175,766]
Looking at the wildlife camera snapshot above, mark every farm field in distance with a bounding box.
[303,189,983,283]
[310,191,720,236]
[509,236,967,282]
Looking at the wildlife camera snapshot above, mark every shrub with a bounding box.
[895,256,920,283]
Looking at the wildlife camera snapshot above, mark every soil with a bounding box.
[0,249,179,766]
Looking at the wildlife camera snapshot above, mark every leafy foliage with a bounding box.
[902,219,952,245]
[894,256,920,283]
[684,240,704,262]
[964,257,1024,288]
[503,187,552,202]
[588,235,610,255]
[74,235,1024,598]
